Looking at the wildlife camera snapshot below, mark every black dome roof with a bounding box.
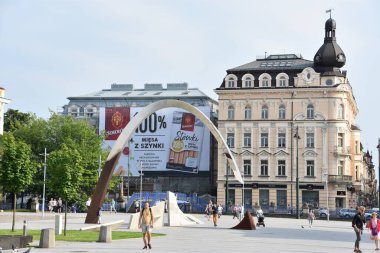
[314,18,346,70]
[325,18,336,30]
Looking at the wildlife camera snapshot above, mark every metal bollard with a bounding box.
[23,220,28,236]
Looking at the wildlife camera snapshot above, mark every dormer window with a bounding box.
[259,73,272,87]
[225,74,237,88]
[228,78,235,88]
[262,77,269,87]
[276,73,289,87]
[245,78,252,87]
[242,74,255,88]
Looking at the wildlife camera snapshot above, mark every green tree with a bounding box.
[0,133,38,231]
[13,113,106,206]
[3,109,33,132]
[47,143,83,236]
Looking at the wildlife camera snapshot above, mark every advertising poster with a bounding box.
[98,106,210,176]
[104,107,130,140]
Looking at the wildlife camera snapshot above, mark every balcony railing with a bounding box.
[334,146,351,155]
[328,175,352,184]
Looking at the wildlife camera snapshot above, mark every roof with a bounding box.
[228,54,313,72]
[67,83,217,104]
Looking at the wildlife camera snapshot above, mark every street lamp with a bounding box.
[294,127,301,219]
[377,138,380,208]
[139,160,143,210]
[224,152,231,213]
[323,168,330,221]
[39,148,48,218]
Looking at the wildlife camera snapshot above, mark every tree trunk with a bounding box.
[12,192,16,232]
[64,199,67,236]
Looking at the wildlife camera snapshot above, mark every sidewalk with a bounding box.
[0,212,375,252]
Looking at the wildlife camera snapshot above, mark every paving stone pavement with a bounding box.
[0,212,377,252]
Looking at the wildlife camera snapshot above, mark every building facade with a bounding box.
[63,83,219,195]
[215,18,364,212]
[0,87,11,135]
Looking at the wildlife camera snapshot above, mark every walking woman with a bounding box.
[307,209,315,228]
[352,206,366,253]
[368,212,380,250]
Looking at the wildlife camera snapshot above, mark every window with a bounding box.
[262,77,269,87]
[70,108,78,117]
[260,133,268,148]
[243,160,251,175]
[227,77,235,88]
[278,160,286,176]
[278,133,286,148]
[244,106,252,119]
[306,160,315,177]
[338,160,344,175]
[338,133,344,147]
[260,160,268,176]
[227,133,235,148]
[338,104,344,119]
[261,105,268,119]
[86,108,94,118]
[279,77,286,87]
[306,133,314,148]
[227,105,234,120]
[79,107,85,117]
[355,141,359,154]
[244,133,251,147]
[355,166,359,181]
[245,77,252,87]
[307,105,314,119]
[279,105,286,119]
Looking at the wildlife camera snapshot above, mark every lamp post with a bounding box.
[139,160,143,210]
[39,148,48,218]
[323,168,330,221]
[294,127,301,219]
[377,138,380,208]
[224,152,231,213]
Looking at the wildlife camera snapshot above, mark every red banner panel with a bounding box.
[180,112,195,132]
[105,107,130,140]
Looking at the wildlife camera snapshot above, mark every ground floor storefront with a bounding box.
[216,181,360,213]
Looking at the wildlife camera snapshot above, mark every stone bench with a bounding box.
[0,235,33,250]
[80,219,125,232]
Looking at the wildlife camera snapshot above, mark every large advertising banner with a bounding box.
[98,106,210,176]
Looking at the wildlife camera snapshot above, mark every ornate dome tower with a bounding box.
[314,17,346,76]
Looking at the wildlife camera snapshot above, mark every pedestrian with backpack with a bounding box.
[138,202,154,250]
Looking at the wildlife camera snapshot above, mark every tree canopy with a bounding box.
[6,113,107,208]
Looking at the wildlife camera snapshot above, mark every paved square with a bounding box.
[0,212,376,252]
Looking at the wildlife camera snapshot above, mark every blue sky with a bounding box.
[1,0,379,165]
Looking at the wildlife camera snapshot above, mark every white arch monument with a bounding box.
[85,99,242,223]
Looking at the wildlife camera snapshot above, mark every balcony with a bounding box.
[328,175,352,184]
[334,146,351,156]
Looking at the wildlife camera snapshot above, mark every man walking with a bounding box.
[352,206,366,253]
[139,202,154,250]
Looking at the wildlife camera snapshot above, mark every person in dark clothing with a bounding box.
[352,206,366,253]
